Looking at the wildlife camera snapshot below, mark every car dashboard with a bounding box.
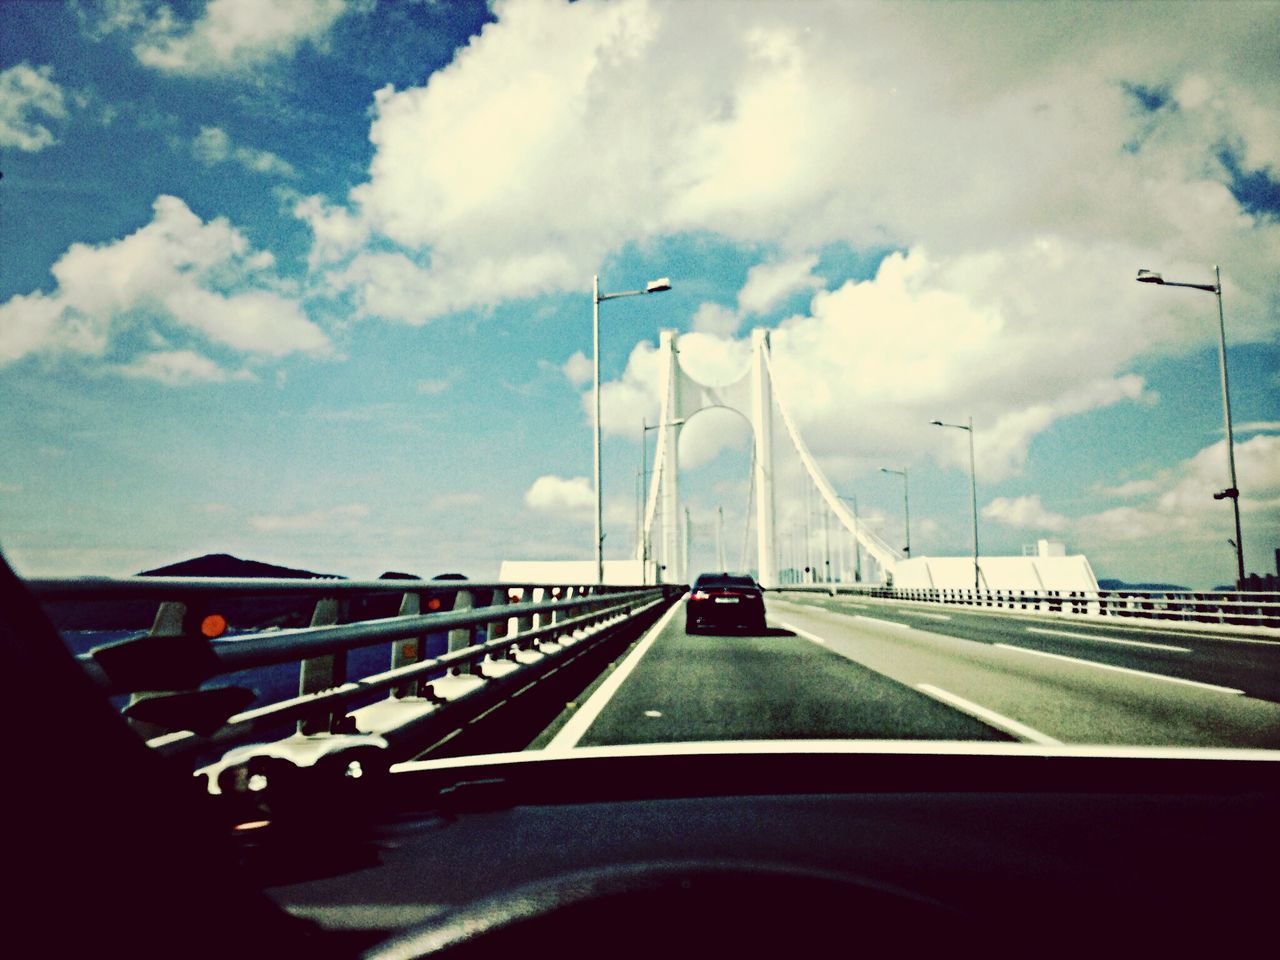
[240,742,1280,957]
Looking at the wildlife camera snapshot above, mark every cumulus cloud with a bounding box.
[1076,434,1280,584]
[0,194,329,372]
[982,495,1069,533]
[737,255,824,316]
[300,0,1280,344]
[113,349,253,386]
[192,125,296,178]
[595,244,1161,482]
[524,475,593,515]
[0,63,68,151]
[562,350,592,388]
[83,0,355,76]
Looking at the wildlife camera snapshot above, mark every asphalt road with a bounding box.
[540,593,1280,749]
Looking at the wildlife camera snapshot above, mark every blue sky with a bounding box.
[1,0,1277,589]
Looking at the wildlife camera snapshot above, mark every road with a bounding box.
[537,592,1280,749]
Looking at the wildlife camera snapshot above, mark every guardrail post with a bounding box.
[514,588,536,649]
[126,600,187,739]
[390,592,422,698]
[448,589,474,674]
[298,597,345,735]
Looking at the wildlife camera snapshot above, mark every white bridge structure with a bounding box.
[630,328,1096,594]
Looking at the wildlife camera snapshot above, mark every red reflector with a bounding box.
[200,614,227,638]
[426,597,442,611]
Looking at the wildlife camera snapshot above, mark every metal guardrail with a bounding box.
[34,577,683,778]
[776,583,1280,630]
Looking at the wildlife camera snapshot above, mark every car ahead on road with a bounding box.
[686,572,767,634]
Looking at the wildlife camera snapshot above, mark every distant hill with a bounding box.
[137,553,344,579]
[1097,578,1190,593]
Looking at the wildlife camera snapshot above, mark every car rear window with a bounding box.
[694,574,758,589]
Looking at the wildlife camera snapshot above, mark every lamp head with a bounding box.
[929,420,944,426]
[646,278,672,294]
[1136,269,1164,284]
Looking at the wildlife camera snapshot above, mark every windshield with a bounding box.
[2,0,1278,765]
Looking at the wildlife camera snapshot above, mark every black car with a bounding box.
[685,572,767,634]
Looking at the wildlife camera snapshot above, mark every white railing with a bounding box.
[776,583,1280,631]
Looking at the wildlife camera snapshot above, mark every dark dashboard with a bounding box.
[251,746,1280,957]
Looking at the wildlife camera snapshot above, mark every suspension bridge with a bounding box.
[19,324,1280,804]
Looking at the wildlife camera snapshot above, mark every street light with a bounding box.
[593,275,672,584]
[1137,266,1245,589]
[640,417,686,584]
[879,467,911,557]
[931,417,980,595]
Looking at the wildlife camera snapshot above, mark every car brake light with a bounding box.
[692,591,710,600]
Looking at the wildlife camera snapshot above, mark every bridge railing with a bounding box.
[32,577,682,790]
[775,583,1280,630]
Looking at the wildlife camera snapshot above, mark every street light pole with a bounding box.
[931,418,980,595]
[593,274,672,585]
[1136,266,1244,588]
[880,467,911,557]
[639,417,685,585]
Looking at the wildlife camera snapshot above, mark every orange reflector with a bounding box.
[201,614,228,638]
[426,597,441,611]
[401,642,417,658]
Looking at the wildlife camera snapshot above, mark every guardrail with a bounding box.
[32,577,683,793]
[775,583,1280,630]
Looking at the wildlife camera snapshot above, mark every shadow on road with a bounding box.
[693,626,797,638]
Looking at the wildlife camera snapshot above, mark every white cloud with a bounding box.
[737,255,824,316]
[193,125,295,177]
[249,502,371,533]
[0,194,329,369]
[524,475,594,515]
[562,350,592,388]
[299,0,1280,347]
[113,349,253,386]
[0,63,67,151]
[982,495,1069,533]
[123,0,354,76]
[597,244,1161,481]
[1076,434,1280,585]
[690,302,740,337]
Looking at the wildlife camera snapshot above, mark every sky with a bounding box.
[1,0,1277,590]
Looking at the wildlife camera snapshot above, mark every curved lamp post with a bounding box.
[931,418,980,595]
[879,467,911,557]
[640,417,685,584]
[593,275,671,584]
[1137,266,1244,589]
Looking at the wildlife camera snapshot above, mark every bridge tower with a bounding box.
[638,327,901,588]
[641,328,778,586]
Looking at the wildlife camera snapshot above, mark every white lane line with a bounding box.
[896,609,951,621]
[543,598,683,751]
[915,684,1062,746]
[1025,626,1191,653]
[993,643,1244,695]
[854,615,912,629]
[777,620,826,645]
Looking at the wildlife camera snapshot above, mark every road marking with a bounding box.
[855,615,911,629]
[542,598,683,751]
[1025,626,1191,653]
[777,620,827,645]
[915,684,1061,745]
[993,643,1244,695]
[896,609,951,621]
